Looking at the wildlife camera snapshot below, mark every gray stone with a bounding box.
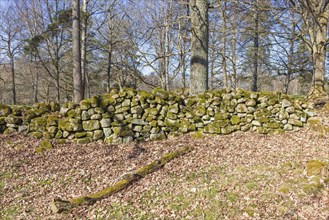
[282,99,292,108]
[90,114,102,120]
[252,120,261,126]
[100,118,112,128]
[103,127,112,137]
[285,107,295,114]
[283,124,293,130]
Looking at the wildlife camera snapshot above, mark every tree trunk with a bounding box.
[106,50,112,93]
[221,0,228,88]
[252,1,259,92]
[50,146,192,213]
[82,0,88,96]
[230,5,238,90]
[72,0,84,103]
[190,0,209,95]
[9,56,16,104]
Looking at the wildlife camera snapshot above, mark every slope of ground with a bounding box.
[0,128,328,219]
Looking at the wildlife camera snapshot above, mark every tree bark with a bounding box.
[252,0,259,92]
[72,0,84,103]
[81,0,88,97]
[9,56,16,104]
[190,0,209,95]
[221,0,228,89]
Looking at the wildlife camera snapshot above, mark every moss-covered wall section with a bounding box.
[0,88,314,144]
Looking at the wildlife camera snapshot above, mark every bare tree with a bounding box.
[0,5,22,104]
[289,0,329,98]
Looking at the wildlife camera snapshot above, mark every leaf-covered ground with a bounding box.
[0,128,328,219]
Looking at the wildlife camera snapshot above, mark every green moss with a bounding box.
[230,115,240,125]
[191,131,204,139]
[204,124,221,134]
[225,192,239,202]
[265,122,280,129]
[305,160,327,176]
[152,88,169,100]
[112,126,133,137]
[30,131,43,139]
[75,132,87,138]
[30,117,47,132]
[47,114,59,126]
[82,120,100,131]
[35,139,53,153]
[214,113,229,121]
[5,115,23,124]
[194,106,206,116]
[74,137,92,144]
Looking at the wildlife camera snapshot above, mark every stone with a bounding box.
[245,99,256,107]
[283,124,293,130]
[289,114,300,120]
[93,130,104,140]
[281,99,292,108]
[236,104,248,113]
[252,120,261,126]
[103,127,112,137]
[204,124,221,134]
[82,120,100,131]
[222,93,233,100]
[285,107,295,114]
[100,118,111,128]
[0,105,12,117]
[230,115,240,125]
[288,119,303,127]
[90,114,102,120]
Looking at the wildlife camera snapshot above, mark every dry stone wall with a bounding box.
[0,88,315,144]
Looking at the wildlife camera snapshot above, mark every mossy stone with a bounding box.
[194,106,206,116]
[47,126,58,136]
[47,115,59,126]
[80,99,91,110]
[55,130,63,139]
[113,126,133,137]
[35,139,53,153]
[230,115,240,125]
[221,125,237,134]
[30,131,43,138]
[305,160,328,176]
[257,127,269,134]
[204,124,221,134]
[235,104,247,113]
[285,106,295,114]
[131,106,143,115]
[146,108,158,116]
[75,137,92,144]
[65,118,82,132]
[93,130,104,140]
[30,117,47,132]
[100,97,116,109]
[75,132,87,138]
[100,118,111,128]
[82,120,100,131]
[288,119,303,127]
[152,88,169,100]
[265,122,280,129]
[5,115,22,124]
[168,104,179,114]
[103,127,112,137]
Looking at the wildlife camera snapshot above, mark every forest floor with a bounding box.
[0,128,328,220]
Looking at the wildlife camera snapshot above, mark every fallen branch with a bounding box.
[50,145,192,213]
